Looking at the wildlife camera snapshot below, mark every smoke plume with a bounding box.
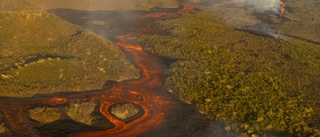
[244,0,281,12]
[208,0,286,38]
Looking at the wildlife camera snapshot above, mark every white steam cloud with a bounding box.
[208,0,286,39]
[244,0,281,12]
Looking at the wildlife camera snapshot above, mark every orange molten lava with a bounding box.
[280,1,286,16]
[47,97,68,106]
[0,2,195,137]
[70,32,173,137]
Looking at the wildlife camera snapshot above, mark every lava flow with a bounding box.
[0,2,197,137]
[279,1,286,16]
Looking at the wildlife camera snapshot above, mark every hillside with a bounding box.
[27,0,179,11]
[0,1,140,97]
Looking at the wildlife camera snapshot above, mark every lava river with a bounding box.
[0,2,208,137]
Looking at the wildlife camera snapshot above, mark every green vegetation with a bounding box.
[0,112,6,133]
[0,122,6,133]
[110,103,140,120]
[28,100,109,127]
[0,1,140,97]
[0,0,37,11]
[138,13,320,136]
[66,100,97,125]
[28,107,61,123]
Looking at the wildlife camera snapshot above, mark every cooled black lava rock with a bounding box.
[35,119,112,137]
